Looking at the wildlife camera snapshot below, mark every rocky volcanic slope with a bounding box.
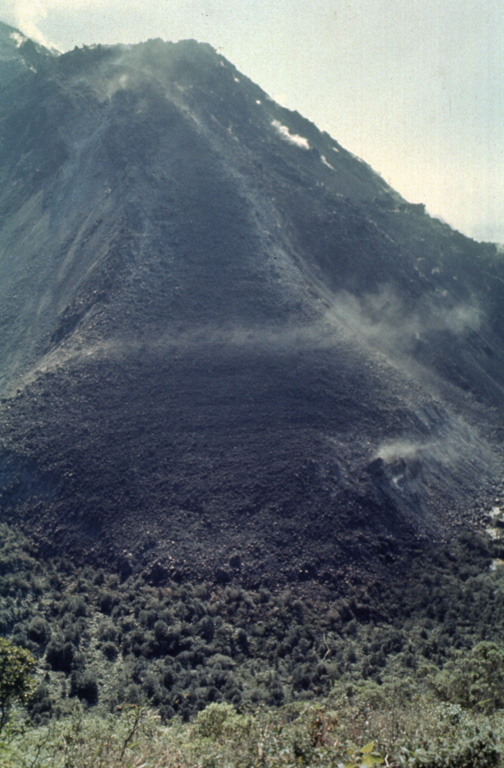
[1,21,503,586]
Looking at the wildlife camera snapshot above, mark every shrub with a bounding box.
[101,641,118,661]
[434,642,504,712]
[26,683,52,724]
[70,670,99,705]
[0,637,36,731]
[194,701,237,739]
[27,616,50,644]
[45,639,74,673]
[98,590,118,614]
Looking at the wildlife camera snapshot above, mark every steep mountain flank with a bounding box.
[1,22,503,586]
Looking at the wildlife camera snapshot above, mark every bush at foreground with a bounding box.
[1,689,502,768]
[0,638,36,732]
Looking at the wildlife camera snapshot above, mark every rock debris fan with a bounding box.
[1,21,504,586]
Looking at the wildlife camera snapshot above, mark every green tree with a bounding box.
[434,641,504,713]
[0,638,36,731]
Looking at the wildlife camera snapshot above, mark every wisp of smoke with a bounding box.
[325,287,482,357]
[3,0,51,47]
[4,0,104,50]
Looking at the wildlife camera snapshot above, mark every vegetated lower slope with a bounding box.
[1,21,504,586]
[3,518,504,724]
[4,516,504,768]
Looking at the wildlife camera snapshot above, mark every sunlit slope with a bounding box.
[1,25,503,584]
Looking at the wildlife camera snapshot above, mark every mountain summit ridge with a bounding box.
[1,28,503,587]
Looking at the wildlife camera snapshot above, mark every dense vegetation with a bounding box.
[2,692,504,768]
[2,520,504,765]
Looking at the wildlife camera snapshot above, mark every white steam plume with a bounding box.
[3,0,52,47]
[3,0,103,49]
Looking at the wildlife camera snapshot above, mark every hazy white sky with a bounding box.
[3,0,503,242]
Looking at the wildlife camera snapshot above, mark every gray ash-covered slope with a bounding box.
[1,21,503,585]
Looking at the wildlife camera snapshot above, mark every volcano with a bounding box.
[1,21,503,586]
